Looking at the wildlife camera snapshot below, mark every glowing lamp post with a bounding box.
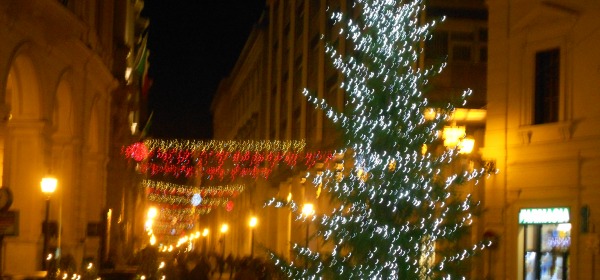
[41,177,57,270]
[202,228,209,256]
[220,223,229,258]
[302,204,314,249]
[249,216,258,257]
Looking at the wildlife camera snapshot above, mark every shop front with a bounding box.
[518,207,571,280]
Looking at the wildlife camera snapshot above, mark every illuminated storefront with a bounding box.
[518,208,571,280]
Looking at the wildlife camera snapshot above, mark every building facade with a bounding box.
[0,0,144,276]
[484,1,600,279]
[210,0,488,268]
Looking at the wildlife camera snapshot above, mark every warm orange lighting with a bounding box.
[40,177,57,195]
[202,228,209,237]
[443,125,466,148]
[458,137,475,154]
[220,223,229,234]
[302,203,315,217]
[249,216,258,228]
[147,207,158,220]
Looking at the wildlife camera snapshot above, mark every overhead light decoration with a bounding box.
[122,139,336,180]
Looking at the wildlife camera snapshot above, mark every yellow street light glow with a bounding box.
[221,223,229,233]
[202,228,209,237]
[249,216,258,228]
[41,177,58,195]
[443,125,466,149]
[147,207,158,220]
[302,203,315,217]
[149,235,156,245]
[144,219,153,231]
[458,137,475,154]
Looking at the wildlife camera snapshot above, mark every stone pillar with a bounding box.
[3,120,46,274]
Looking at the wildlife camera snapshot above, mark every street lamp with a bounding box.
[302,203,314,249]
[41,176,57,270]
[249,216,258,257]
[202,228,209,256]
[220,223,228,258]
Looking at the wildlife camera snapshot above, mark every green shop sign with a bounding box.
[519,207,570,224]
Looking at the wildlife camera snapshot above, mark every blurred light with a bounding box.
[41,177,58,195]
[443,125,465,148]
[302,203,315,218]
[130,122,138,135]
[557,223,572,232]
[147,207,158,220]
[249,216,258,228]
[458,137,475,154]
[221,223,229,233]
[125,67,132,81]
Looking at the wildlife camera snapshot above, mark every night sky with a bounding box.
[142,1,265,139]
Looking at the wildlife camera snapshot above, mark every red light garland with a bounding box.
[123,139,338,240]
[123,139,336,180]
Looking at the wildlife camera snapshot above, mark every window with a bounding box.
[534,48,560,124]
[425,31,449,60]
[425,28,487,63]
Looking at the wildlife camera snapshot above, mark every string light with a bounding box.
[123,139,336,180]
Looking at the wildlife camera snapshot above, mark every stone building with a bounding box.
[0,0,145,276]
[484,1,600,279]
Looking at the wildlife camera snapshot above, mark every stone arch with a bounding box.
[1,43,48,274]
[5,46,43,121]
[53,72,75,138]
[1,44,44,188]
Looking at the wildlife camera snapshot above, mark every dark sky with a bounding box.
[142,1,265,139]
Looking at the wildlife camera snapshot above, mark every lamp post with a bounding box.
[302,204,314,269]
[41,177,57,271]
[249,216,257,257]
[302,204,314,249]
[202,228,209,256]
[220,223,228,258]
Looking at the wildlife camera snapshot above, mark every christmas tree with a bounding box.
[267,0,490,279]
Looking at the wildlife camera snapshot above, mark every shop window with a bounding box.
[519,208,570,280]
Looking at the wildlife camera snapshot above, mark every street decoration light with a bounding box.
[249,216,258,257]
[41,176,57,270]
